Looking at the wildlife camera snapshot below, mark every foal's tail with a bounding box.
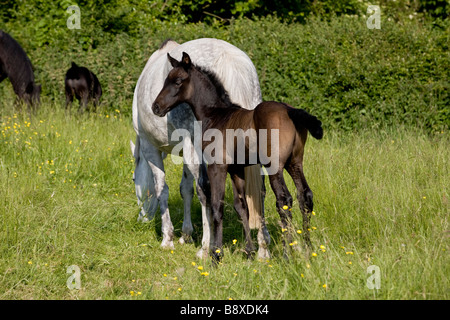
[287,107,323,140]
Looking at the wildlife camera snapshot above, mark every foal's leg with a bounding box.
[207,163,228,263]
[179,163,194,244]
[286,162,313,250]
[229,166,256,258]
[268,170,294,259]
[140,139,174,249]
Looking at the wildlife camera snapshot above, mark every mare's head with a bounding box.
[23,82,41,108]
[152,52,194,117]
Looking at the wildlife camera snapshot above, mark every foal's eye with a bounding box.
[175,78,182,86]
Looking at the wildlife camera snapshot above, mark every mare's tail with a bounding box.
[287,107,323,140]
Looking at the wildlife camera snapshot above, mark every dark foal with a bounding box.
[0,30,41,111]
[153,52,323,262]
[64,62,102,113]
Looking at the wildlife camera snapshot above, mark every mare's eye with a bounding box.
[175,78,182,85]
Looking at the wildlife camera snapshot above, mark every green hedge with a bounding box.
[1,8,448,132]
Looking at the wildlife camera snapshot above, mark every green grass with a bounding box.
[0,103,448,300]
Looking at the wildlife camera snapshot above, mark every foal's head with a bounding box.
[152,52,194,117]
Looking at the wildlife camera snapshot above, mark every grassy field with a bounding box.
[0,102,448,300]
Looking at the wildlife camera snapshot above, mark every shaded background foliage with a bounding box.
[0,0,449,131]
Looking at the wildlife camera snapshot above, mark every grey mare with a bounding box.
[131,38,271,259]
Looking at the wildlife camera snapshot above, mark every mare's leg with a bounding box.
[207,163,228,263]
[140,139,174,249]
[267,170,294,259]
[286,162,313,249]
[178,163,194,244]
[181,137,213,258]
[229,165,256,258]
[192,162,213,259]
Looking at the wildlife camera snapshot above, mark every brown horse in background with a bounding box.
[153,52,323,262]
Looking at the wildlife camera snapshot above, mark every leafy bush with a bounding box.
[0,3,448,132]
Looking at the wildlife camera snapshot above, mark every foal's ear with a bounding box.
[167,53,179,68]
[181,52,192,70]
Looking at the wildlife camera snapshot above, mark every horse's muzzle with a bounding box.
[152,102,165,117]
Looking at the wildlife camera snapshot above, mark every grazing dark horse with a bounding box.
[64,62,102,113]
[153,52,323,262]
[0,30,41,110]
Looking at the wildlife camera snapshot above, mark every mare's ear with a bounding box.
[71,62,78,68]
[167,53,179,68]
[181,52,192,70]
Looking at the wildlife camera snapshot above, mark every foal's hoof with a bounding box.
[211,249,223,266]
